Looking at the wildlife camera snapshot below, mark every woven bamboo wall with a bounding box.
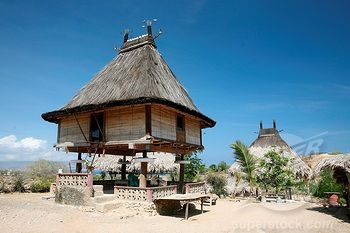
[185,117,201,145]
[151,105,201,145]
[106,105,145,141]
[151,105,176,141]
[59,114,90,143]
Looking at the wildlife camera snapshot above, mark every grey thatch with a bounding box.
[314,154,350,184]
[93,152,179,173]
[42,28,215,127]
[227,121,313,195]
[248,121,313,179]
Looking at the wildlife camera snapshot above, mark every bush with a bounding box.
[31,178,52,193]
[14,174,25,192]
[313,169,343,198]
[23,160,66,193]
[206,172,228,197]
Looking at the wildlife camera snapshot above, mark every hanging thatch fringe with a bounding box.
[93,152,179,173]
[314,154,350,174]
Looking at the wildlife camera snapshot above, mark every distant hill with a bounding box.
[0,161,34,170]
[0,161,70,171]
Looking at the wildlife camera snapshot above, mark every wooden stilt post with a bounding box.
[179,154,185,194]
[121,155,126,180]
[139,151,148,188]
[76,152,82,173]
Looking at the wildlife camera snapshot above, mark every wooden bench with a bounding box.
[155,193,210,220]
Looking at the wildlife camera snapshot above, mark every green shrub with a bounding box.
[206,172,228,197]
[31,178,52,193]
[14,175,25,192]
[313,169,343,198]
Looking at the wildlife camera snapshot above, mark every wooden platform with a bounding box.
[156,193,210,220]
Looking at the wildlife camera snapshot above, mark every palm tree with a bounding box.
[230,140,257,194]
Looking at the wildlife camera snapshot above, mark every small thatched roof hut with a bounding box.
[228,121,313,195]
[314,154,350,184]
[248,120,313,179]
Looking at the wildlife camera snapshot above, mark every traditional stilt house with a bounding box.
[42,21,215,201]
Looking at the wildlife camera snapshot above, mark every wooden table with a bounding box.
[156,193,210,220]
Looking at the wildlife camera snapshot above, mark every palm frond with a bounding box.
[230,140,257,185]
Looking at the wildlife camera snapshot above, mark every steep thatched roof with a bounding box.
[314,154,350,184]
[249,121,313,179]
[93,152,179,173]
[42,26,215,128]
[227,121,313,195]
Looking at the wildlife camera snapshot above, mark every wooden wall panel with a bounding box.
[58,114,89,143]
[185,117,201,145]
[106,105,145,141]
[151,105,176,141]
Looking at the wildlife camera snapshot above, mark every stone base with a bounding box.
[55,186,93,206]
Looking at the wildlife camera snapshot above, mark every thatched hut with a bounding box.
[228,120,313,195]
[42,21,215,193]
[314,154,350,184]
[314,154,350,206]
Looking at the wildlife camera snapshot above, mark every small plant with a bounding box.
[31,178,52,193]
[14,175,25,192]
[206,172,228,197]
[313,169,343,198]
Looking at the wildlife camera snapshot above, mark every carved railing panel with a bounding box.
[185,182,206,194]
[56,173,93,187]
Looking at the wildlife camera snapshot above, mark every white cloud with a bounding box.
[0,135,75,161]
[0,135,46,151]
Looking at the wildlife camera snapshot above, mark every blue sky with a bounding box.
[0,0,349,165]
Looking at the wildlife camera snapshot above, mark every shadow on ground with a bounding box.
[156,203,210,220]
[307,206,350,223]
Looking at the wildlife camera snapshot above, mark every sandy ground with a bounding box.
[0,193,349,233]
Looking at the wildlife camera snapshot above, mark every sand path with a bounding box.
[1,193,349,233]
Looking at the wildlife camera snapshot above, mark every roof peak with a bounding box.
[259,120,279,137]
[119,20,162,54]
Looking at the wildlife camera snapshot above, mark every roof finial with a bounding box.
[123,29,129,43]
[147,20,152,36]
[273,119,276,129]
[143,19,158,37]
[260,121,263,129]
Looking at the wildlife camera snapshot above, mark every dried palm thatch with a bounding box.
[227,121,313,195]
[93,152,179,174]
[248,121,313,179]
[314,154,350,184]
[42,28,215,127]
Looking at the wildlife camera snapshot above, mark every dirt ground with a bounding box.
[0,193,349,233]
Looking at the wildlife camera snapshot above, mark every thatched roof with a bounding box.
[248,121,313,179]
[93,152,179,173]
[42,25,215,128]
[227,121,313,194]
[301,153,335,170]
[314,154,350,184]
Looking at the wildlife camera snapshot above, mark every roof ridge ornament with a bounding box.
[117,19,163,54]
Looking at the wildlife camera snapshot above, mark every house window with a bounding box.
[176,115,185,131]
[90,112,104,141]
